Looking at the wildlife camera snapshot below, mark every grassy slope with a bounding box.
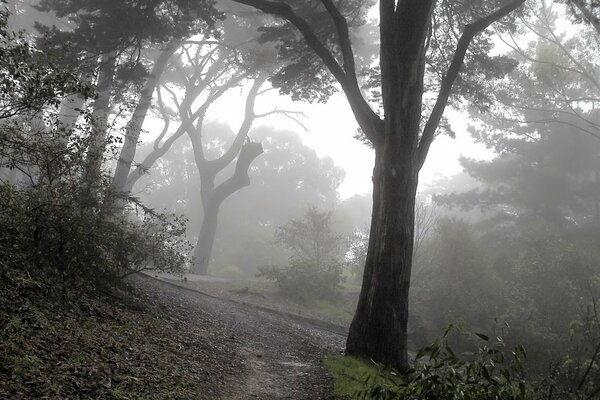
[324,355,400,399]
[0,265,237,399]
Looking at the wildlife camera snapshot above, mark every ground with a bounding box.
[134,274,345,399]
[0,266,345,399]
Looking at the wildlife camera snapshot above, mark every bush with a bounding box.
[356,326,534,400]
[257,207,345,300]
[0,180,191,283]
[258,259,344,300]
[0,11,189,284]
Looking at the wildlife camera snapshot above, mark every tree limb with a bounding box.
[231,0,383,144]
[417,0,526,170]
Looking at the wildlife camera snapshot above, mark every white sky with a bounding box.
[206,86,493,199]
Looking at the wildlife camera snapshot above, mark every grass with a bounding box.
[323,354,400,399]
[310,298,354,323]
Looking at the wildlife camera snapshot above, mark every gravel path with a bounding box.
[130,274,345,399]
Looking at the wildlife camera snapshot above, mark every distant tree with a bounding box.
[471,0,600,150]
[135,125,345,275]
[439,1,600,229]
[226,0,526,369]
[258,207,346,300]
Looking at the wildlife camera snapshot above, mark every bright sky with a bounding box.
[207,86,493,199]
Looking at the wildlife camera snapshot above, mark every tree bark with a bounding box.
[346,146,419,371]
[84,53,116,188]
[112,44,178,194]
[192,199,219,275]
[191,142,263,274]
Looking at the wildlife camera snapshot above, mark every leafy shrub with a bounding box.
[257,207,345,300]
[0,9,189,284]
[0,180,191,283]
[258,259,344,300]
[356,326,534,400]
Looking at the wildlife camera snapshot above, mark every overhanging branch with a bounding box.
[231,0,383,144]
[417,0,526,170]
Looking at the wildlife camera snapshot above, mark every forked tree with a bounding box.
[223,0,526,371]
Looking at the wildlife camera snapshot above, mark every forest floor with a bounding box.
[0,266,345,399]
[149,271,359,330]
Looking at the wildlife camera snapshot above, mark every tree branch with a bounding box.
[570,0,600,36]
[417,0,526,170]
[210,141,263,206]
[231,0,383,144]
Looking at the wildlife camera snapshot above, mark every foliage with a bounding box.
[346,229,368,281]
[324,354,398,399]
[257,207,346,300]
[255,0,377,103]
[537,296,600,399]
[0,9,93,119]
[1,172,191,284]
[354,326,533,400]
[410,218,504,344]
[34,0,222,81]
[0,11,190,284]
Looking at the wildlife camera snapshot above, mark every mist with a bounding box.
[1,0,599,398]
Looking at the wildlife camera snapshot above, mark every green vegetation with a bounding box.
[324,355,399,399]
[258,207,347,301]
[326,327,534,400]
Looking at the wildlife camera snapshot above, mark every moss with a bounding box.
[323,354,399,399]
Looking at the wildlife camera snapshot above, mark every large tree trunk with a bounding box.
[346,148,419,372]
[344,0,432,372]
[192,200,219,275]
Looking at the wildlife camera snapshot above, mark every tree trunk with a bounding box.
[84,53,116,188]
[112,45,177,194]
[346,141,419,372]
[190,142,263,274]
[192,199,219,275]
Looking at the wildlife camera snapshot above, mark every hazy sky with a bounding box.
[207,87,493,199]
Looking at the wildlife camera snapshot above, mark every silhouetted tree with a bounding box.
[226,0,525,370]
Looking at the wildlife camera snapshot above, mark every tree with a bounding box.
[440,1,600,229]
[258,207,346,300]
[472,0,600,149]
[225,0,526,370]
[121,27,296,274]
[135,125,345,275]
[34,0,221,189]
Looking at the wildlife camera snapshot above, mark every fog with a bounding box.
[2,0,600,398]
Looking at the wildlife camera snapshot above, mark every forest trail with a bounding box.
[131,274,344,399]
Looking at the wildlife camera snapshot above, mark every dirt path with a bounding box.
[130,274,344,399]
